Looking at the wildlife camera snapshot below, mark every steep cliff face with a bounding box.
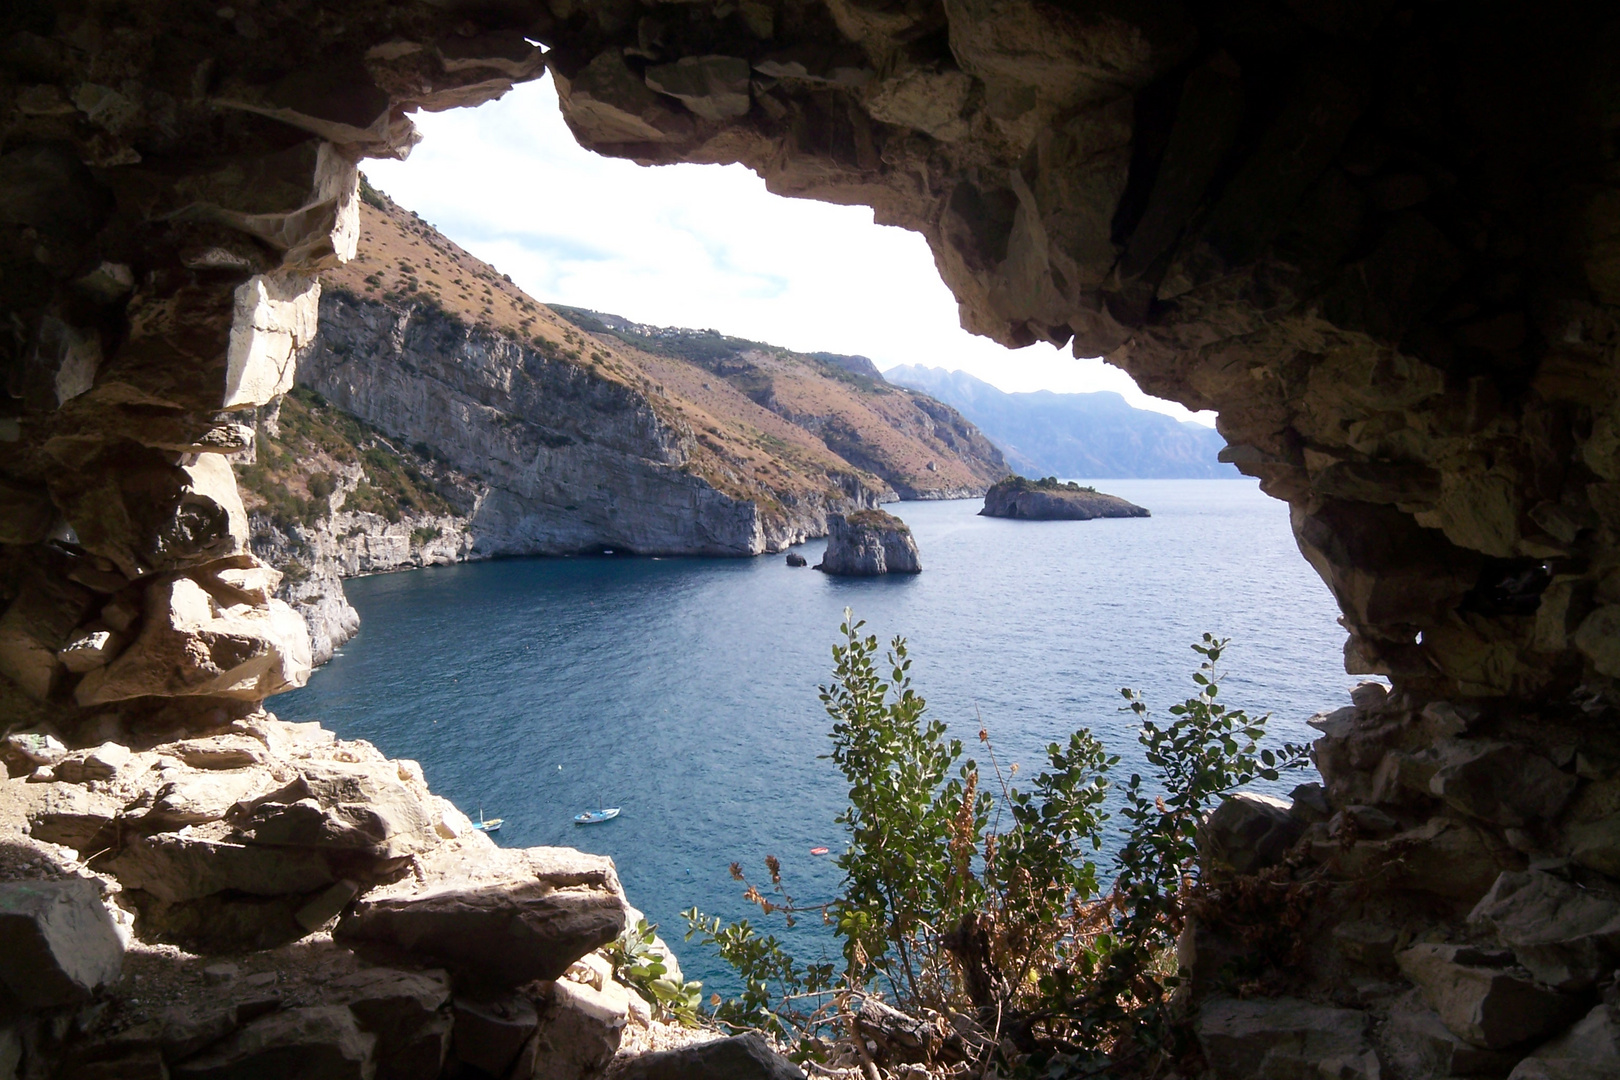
[234,388,486,663]
[301,291,790,557]
[815,510,921,576]
[288,195,1008,567]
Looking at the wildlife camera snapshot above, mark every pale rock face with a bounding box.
[224,272,321,410]
[57,627,121,673]
[815,512,922,575]
[335,843,627,985]
[297,293,816,558]
[75,571,312,704]
[0,879,125,1008]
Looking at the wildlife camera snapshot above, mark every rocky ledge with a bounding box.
[815,511,921,577]
[0,713,765,1080]
[979,477,1150,521]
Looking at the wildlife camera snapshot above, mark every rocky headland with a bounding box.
[979,477,1150,521]
[815,511,922,576]
[236,190,1007,661]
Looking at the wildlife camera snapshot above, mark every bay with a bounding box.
[272,478,1350,990]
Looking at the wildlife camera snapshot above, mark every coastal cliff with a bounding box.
[235,190,1009,660]
[816,511,922,576]
[980,477,1150,521]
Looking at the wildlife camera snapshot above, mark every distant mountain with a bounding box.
[883,366,1237,480]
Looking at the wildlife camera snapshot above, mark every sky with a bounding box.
[363,77,1213,424]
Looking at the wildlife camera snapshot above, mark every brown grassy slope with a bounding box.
[321,184,1006,525]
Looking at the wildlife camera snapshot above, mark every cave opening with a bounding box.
[4,0,1620,1076]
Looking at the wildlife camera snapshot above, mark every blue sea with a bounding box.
[272,479,1351,991]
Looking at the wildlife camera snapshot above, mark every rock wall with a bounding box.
[815,510,921,576]
[299,290,836,557]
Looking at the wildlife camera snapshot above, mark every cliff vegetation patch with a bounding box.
[237,387,458,529]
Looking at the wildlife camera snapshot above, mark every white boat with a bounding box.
[573,806,620,825]
[473,809,503,833]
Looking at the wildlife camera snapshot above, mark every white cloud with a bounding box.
[363,78,1214,425]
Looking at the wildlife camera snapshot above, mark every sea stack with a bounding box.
[980,476,1150,520]
[815,511,921,576]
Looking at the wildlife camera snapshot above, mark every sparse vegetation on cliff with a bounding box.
[235,386,458,529]
[684,616,1308,1074]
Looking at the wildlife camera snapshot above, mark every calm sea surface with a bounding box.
[273,479,1351,990]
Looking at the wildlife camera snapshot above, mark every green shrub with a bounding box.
[685,615,1309,1069]
[606,918,704,1025]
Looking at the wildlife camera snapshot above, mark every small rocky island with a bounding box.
[980,476,1150,520]
[815,510,922,576]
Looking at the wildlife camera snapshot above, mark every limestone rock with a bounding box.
[329,966,452,1080]
[18,781,124,850]
[1315,815,1506,902]
[335,844,626,985]
[1384,996,1523,1079]
[645,56,751,121]
[54,742,132,783]
[223,272,320,410]
[1196,997,1379,1080]
[159,734,268,771]
[0,879,123,1007]
[1429,742,1577,827]
[1469,871,1620,991]
[1566,815,1620,879]
[106,833,335,903]
[0,572,96,701]
[57,627,122,673]
[527,978,631,1080]
[979,478,1150,520]
[76,570,311,704]
[785,552,807,567]
[451,992,537,1076]
[1199,792,1305,875]
[864,68,974,142]
[2,731,68,772]
[1507,1004,1620,1079]
[1397,942,1585,1049]
[232,760,437,858]
[173,1005,375,1079]
[145,767,273,828]
[814,511,921,576]
[614,1033,803,1080]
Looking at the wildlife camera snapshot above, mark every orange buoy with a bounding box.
[810,847,830,856]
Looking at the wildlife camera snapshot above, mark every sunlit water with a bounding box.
[273,479,1349,991]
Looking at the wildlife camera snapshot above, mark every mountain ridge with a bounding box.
[883,365,1237,480]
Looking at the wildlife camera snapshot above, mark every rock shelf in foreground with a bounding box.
[979,478,1150,521]
[815,511,921,576]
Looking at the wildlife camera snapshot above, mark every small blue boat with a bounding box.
[473,809,503,834]
[573,807,620,825]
